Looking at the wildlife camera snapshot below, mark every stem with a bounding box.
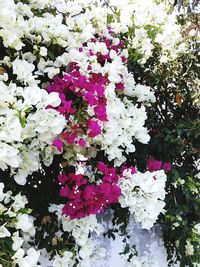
[0,257,12,265]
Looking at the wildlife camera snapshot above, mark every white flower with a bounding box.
[194,223,200,235]
[0,224,11,238]
[12,248,40,267]
[108,73,122,83]
[42,92,61,108]
[11,193,28,212]
[0,29,25,51]
[0,80,65,184]
[79,240,94,259]
[15,214,35,234]
[47,67,60,79]
[124,78,156,104]
[185,240,194,256]
[0,183,5,202]
[0,72,8,81]
[12,248,25,261]
[26,108,65,141]
[0,111,22,142]
[0,143,21,171]
[195,173,200,180]
[134,129,150,144]
[12,59,37,85]
[12,231,24,251]
[39,46,47,57]
[61,215,104,246]
[53,251,75,267]
[49,205,104,247]
[14,169,29,186]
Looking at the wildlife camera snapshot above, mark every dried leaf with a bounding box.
[176,93,183,107]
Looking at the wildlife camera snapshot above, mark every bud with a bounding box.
[51,237,57,246]
[41,215,51,225]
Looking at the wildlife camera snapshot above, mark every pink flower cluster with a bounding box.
[147,159,172,172]
[48,70,108,149]
[48,32,128,152]
[59,162,121,219]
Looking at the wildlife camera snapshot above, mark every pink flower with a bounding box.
[111,45,119,52]
[116,82,125,91]
[97,162,107,173]
[78,138,86,148]
[93,84,105,97]
[58,100,76,116]
[104,39,111,47]
[58,174,68,184]
[147,159,162,172]
[52,139,64,152]
[62,132,77,144]
[162,162,172,171]
[84,92,98,106]
[69,173,87,186]
[74,75,87,88]
[90,73,108,86]
[94,105,108,121]
[88,119,101,138]
[121,56,127,63]
[83,185,96,201]
[98,53,110,63]
[119,40,125,47]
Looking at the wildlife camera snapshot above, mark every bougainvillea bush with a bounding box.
[0,0,199,266]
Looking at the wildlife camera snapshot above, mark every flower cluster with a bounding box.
[46,67,108,150]
[49,204,106,267]
[0,80,65,185]
[0,182,40,267]
[47,32,154,165]
[184,223,200,265]
[118,168,167,229]
[59,162,121,219]
[122,0,183,63]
